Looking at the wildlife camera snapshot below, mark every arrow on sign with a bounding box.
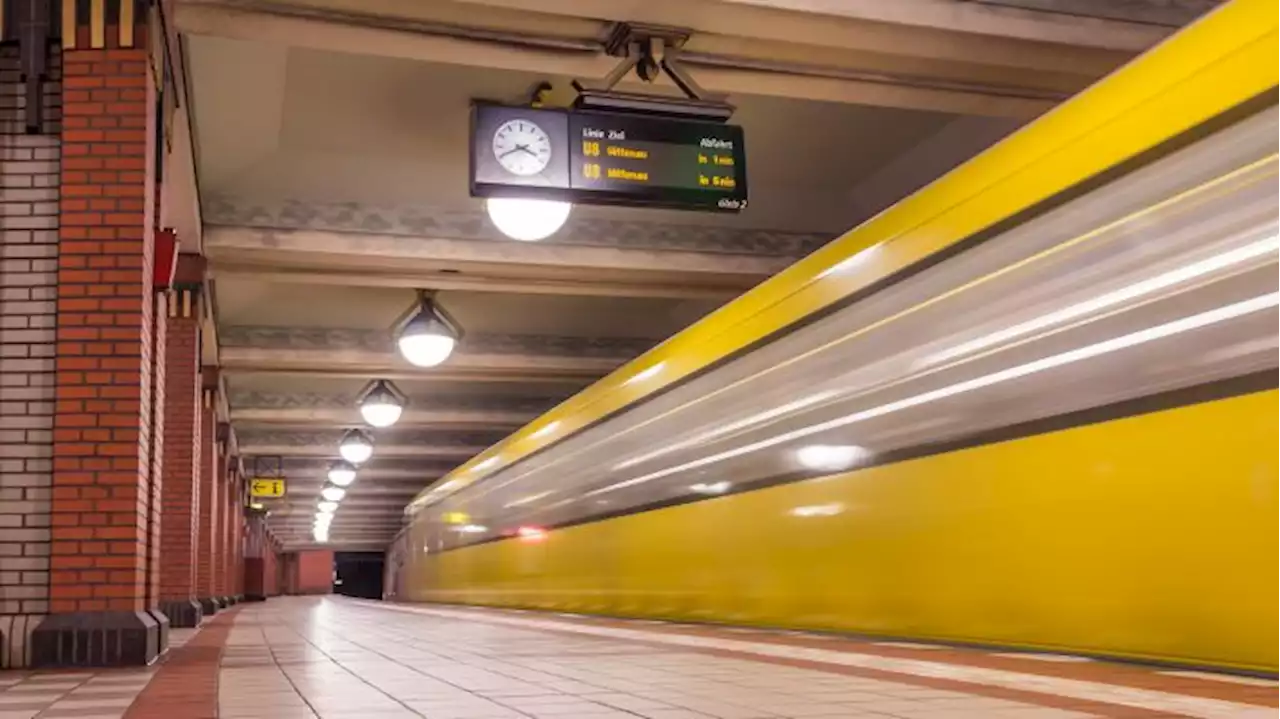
[249,478,285,498]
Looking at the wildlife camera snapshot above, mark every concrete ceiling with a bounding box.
[175,0,1218,550]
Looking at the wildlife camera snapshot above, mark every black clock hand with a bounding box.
[517,145,538,157]
[498,146,524,159]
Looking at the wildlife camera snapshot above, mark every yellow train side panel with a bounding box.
[408,0,1279,509]
[404,391,1279,673]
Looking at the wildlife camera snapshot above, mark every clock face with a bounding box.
[492,119,552,177]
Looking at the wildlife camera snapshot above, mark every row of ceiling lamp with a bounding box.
[313,378,414,542]
[314,293,463,543]
[311,198,566,543]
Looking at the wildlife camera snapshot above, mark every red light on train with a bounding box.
[516,526,547,542]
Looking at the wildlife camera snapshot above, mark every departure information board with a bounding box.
[471,103,748,213]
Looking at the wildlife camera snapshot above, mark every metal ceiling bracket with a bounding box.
[354,378,408,407]
[573,23,730,107]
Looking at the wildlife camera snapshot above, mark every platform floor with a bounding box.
[0,597,1274,719]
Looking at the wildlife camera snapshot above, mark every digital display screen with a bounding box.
[471,103,748,213]
[567,111,747,211]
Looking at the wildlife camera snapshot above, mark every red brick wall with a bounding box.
[146,291,165,610]
[213,446,226,597]
[158,288,201,601]
[232,478,244,595]
[50,42,159,614]
[264,547,279,596]
[223,470,235,596]
[196,383,217,600]
[287,551,333,595]
[241,512,271,599]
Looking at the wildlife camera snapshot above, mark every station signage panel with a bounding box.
[470,103,748,213]
[249,477,286,499]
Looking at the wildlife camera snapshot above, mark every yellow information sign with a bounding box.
[249,477,286,499]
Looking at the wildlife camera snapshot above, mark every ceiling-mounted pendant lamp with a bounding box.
[339,429,374,465]
[320,485,346,502]
[358,380,406,428]
[327,460,357,487]
[486,197,572,242]
[397,292,462,368]
[313,512,332,542]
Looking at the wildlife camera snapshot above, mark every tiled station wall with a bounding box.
[0,47,61,666]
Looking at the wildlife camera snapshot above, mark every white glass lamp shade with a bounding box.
[360,381,404,428]
[321,486,346,502]
[486,197,572,241]
[317,500,339,514]
[327,461,357,487]
[398,305,459,367]
[339,430,373,464]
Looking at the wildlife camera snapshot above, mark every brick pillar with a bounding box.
[231,473,244,601]
[242,511,269,601]
[195,373,219,615]
[213,434,229,604]
[156,259,204,627]
[32,4,170,667]
[146,284,167,635]
[0,44,60,669]
[219,460,231,604]
[222,450,239,604]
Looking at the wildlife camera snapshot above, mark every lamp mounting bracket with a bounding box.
[572,23,733,120]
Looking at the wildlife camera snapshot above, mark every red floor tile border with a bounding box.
[593,617,1279,707]
[450,606,1177,711]
[121,607,241,719]
[385,603,1252,719]
[434,604,1278,707]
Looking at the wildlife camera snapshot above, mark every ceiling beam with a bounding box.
[288,492,419,500]
[712,0,1189,44]
[231,406,533,428]
[948,0,1213,28]
[241,443,486,459]
[229,390,546,429]
[203,223,805,284]
[275,517,402,525]
[172,0,1116,118]
[239,428,498,460]
[275,504,413,513]
[223,367,590,385]
[211,264,749,301]
[219,327,647,385]
[273,513,400,522]
[272,475,438,489]
[220,357,608,384]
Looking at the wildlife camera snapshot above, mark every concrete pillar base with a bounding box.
[198,597,221,615]
[159,600,203,628]
[148,610,170,660]
[30,611,168,668]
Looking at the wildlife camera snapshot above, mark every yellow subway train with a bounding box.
[388,0,1279,673]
